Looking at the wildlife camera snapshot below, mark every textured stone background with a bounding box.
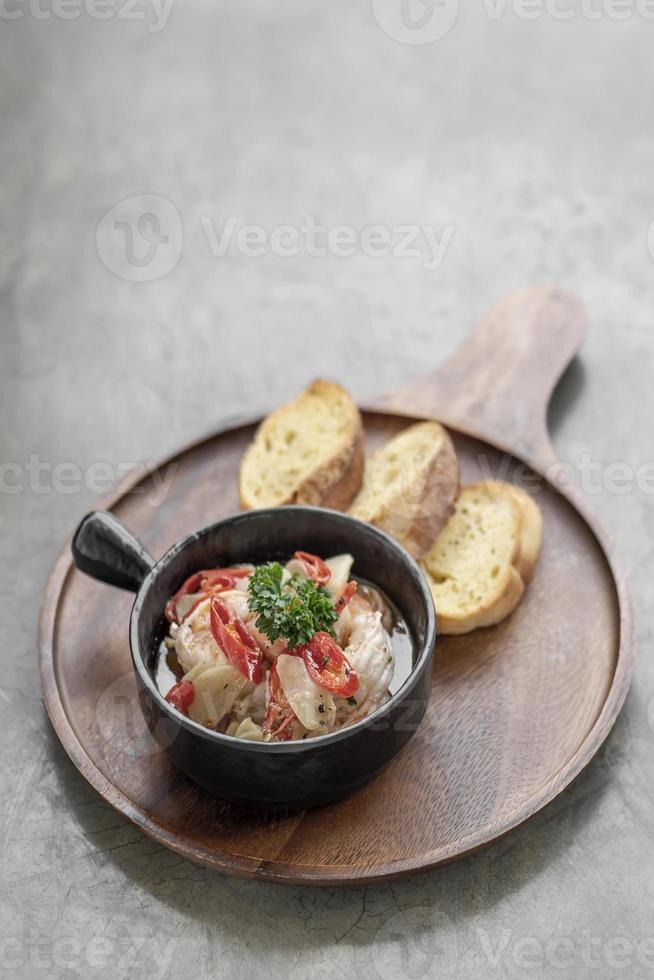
[1,2,653,977]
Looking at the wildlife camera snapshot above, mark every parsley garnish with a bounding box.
[248,562,338,648]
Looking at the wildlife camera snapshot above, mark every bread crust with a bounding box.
[508,485,543,583]
[239,380,364,511]
[349,421,459,559]
[288,427,365,510]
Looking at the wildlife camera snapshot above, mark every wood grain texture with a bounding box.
[38,287,635,885]
[371,285,587,470]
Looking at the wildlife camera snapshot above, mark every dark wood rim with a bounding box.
[38,413,635,886]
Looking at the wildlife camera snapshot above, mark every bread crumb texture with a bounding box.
[239,380,362,509]
[421,481,541,634]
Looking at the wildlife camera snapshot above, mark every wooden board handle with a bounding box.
[372,285,587,470]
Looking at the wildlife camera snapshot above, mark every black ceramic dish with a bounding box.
[71,506,437,808]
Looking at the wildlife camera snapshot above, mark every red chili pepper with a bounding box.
[262,663,297,741]
[165,566,251,624]
[292,551,331,585]
[164,680,195,715]
[165,572,202,623]
[200,568,251,591]
[334,580,357,615]
[298,631,360,698]
[209,594,263,684]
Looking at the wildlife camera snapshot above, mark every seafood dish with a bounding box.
[156,550,413,742]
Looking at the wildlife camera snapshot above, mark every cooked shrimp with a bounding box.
[174,597,217,673]
[336,604,393,726]
[335,591,374,646]
[174,588,254,674]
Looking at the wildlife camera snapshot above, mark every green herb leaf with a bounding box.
[248,562,338,648]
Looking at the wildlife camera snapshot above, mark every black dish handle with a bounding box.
[71,511,155,593]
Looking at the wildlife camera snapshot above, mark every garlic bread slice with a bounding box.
[239,380,364,510]
[349,421,459,558]
[420,481,542,634]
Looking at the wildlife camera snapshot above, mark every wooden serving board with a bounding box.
[39,287,634,885]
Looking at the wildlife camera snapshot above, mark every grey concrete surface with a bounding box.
[1,2,653,978]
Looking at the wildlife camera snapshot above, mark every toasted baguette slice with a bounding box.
[348,421,459,558]
[239,380,364,510]
[420,481,542,634]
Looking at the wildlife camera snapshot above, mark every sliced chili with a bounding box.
[165,566,252,624]
[298,631,360,698]
[164,680,195,715]
[292,551,331,585]
[209,594,263,684]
